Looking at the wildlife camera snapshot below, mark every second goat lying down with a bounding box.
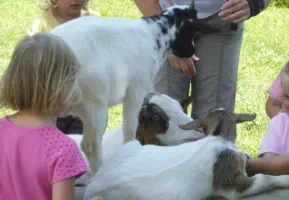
[70,92,203,187]
[84,109,289,200]
[70,92,203,164]
[50,2,218,174]
[136,92,204,146]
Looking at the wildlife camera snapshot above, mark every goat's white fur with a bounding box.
[82,114,289,200]
[50,5,196,174]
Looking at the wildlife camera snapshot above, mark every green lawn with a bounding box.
[0,0,288,158]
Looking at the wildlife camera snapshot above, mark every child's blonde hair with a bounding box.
[39,0,90,11]
[0,32,81,115]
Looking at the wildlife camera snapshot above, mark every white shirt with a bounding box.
[159,0,225,18]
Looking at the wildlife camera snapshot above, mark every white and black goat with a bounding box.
[50,3,218,174]
[83,108,289,200]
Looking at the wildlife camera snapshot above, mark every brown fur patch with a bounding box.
[213,149,253,193]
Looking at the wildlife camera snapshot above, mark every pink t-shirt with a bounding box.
[0,116,88,200]
[259,112,289,157]
[267,74,281,100]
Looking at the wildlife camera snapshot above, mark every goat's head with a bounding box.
[178,108,256,143]
[136,92,203,146]
[162,2,219,58]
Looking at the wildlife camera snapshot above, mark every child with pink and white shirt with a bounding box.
[0,33,94,200]
[246,60,289,176]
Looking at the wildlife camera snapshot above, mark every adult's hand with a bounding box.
[168,52,199,76]
[218,0,251,24]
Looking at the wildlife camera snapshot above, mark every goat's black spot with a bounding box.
[157,22,168,35]
[156,39,161,50]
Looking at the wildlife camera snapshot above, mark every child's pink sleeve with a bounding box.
[49,136,88,183]
[259,116,282,158]
[267,74,281,100]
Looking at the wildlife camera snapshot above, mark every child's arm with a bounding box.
[246,155,289,176]
[52,177,75,200]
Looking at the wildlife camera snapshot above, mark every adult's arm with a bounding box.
[135,0,164,16]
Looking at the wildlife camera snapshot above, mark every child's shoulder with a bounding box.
[40,127,76,147]
[40,127,81,161]
[269,112,289,129]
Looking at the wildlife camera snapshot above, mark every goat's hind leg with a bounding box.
[238,174,289,198]
[79,103,108,176]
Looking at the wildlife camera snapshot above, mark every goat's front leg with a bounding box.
[80,103,108,176]
[238,174,289,198]
[122,88,147,143]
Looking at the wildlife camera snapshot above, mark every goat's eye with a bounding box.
[153,115,160,121]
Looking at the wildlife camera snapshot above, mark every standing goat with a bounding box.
[83,108,289,200]
[50,3,218,174]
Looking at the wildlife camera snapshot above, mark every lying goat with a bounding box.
[70,92,202,195]
[84,108,289,200]
[50,3,218,174]
[70,92,203,165]
[136,92,204,146]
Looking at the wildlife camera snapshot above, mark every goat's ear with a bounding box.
[195,20,219,35]
[171,19,196,58]
[179,119,201,130]
[179,96,193,112]
[189,0,195,9]
[179,113,219,136]
[179,117,218,136]
[234,113,257,124]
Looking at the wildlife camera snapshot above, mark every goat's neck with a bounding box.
[142,16,177,67]
[213,121,237,143]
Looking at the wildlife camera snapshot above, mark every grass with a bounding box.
[0,0,288,158]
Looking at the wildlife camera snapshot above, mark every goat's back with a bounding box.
[84,136,232,200]
[50,16,159,105]
[50,16,157,70]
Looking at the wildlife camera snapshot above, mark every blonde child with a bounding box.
[28,0,100,35]
[0,33,88,200]
[246,60,289,176]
